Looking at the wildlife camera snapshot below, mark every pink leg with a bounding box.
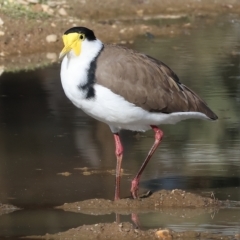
[131,213,140,229]
[113,133,123,201]
[131,125,163,199]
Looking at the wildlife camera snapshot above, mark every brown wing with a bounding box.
[95,44,218,120]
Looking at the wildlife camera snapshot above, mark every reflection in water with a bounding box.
[0,16,239,237]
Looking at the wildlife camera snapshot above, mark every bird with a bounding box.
[59,26,218,200]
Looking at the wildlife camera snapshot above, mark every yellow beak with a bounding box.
[59,33,81,59]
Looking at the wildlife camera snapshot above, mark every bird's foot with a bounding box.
[130,178,139,199]
[138,190,152,198]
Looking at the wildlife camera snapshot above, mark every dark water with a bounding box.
[0,16,239,238]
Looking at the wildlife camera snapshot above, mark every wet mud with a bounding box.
[24,222,239,240]
[23,190,239,240]
[57,189,220,215]
[3,190,238,239]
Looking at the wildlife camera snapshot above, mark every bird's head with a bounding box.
[59,27,96,59]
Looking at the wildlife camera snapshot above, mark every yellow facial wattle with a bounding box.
[59,32,81,59]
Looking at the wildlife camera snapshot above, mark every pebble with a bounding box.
[183,23,191,28]
[0,18,4,26]
[47,1,58,7]
[46,34,58,43]
[136,9,144,16]
[58,8,67,16]
[0,31,5,36]
[57,172,72,176]
[41,4,54,15]
[223,4,233,9]
[17,0,28,5]
[235,234,240,239]
[155,229,172,240]
[27,0,39,3]
[119,28,126,34]
[46,52,57,61]
[145,32,155,39]
[48,1,66,7]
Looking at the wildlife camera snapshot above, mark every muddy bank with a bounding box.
[1,0,240,71]
[0,203,20,216]
[35,190,237,240]
[57,189,220,215]
[24,222,238,240]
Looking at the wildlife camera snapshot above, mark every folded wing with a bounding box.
[95,45,218,120]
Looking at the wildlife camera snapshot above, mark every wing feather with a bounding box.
[95,44,217,120]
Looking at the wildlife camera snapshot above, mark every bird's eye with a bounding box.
[79,34,85,40]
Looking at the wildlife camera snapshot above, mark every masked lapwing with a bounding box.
[59,27,218,200]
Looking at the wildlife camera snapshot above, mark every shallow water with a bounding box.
[0,15,240,238]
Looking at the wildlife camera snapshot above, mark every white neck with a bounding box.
[60,39,103,103]
[81,38,103,60]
